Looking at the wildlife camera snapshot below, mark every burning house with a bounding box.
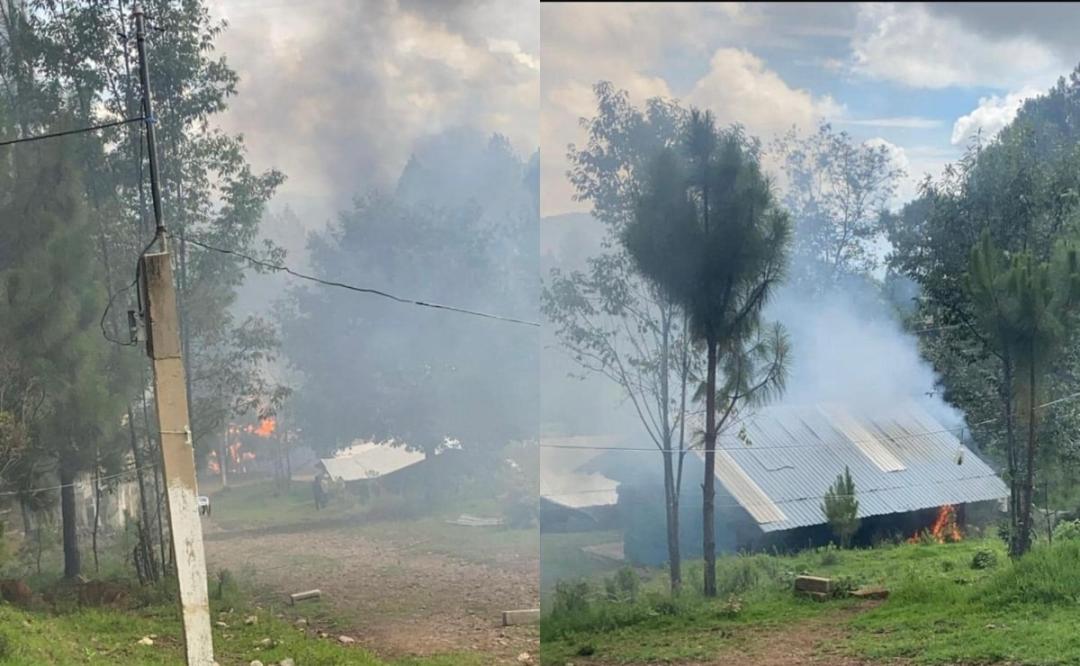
[585,401,1009,565]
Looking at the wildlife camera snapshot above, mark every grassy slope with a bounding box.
[541,537,1080,666]
[0,599,484,666]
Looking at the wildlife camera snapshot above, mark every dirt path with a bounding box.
[203,518,539,664]
[703,603,882,666]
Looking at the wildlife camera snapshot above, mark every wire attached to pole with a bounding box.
[0,117,145,147]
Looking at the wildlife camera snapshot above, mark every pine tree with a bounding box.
[822,466,860,548]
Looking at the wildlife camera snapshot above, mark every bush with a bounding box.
[819,543,841,566]
[716,556,762,597]
[831,575,858,598]
[603,567,639,603]
[1053,519,1080,542]
[982,540,1080,606]
[971,549,998,570]
[719,594,742,618]
[552,580,591,615]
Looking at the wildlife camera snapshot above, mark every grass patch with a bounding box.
[0,596,483,665]
[541,537,1080,665]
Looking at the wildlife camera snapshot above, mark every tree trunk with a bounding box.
[59,462,81,579]
[1019,358,1038,556]
[92,455,101,574]
[1002,357,1023,559]
[663,449,681,594]
[703,335,718,597]
[128,404,158,581]
[219,433,229,488]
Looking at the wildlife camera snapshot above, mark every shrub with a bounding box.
[971,549,998,570]
[603,567,639,603]
[820,543,841,566]
[719,594,742,618]
[831,575,858,598]
[982,540,1080,606]
[552,580,591,615]
[716,556,761,597]
[1053,519,1080,542]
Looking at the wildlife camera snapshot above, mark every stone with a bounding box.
[249,661,264,666]
[851,586,889,600]
[794,575,831,594]
[280,659,296,666]
[517,652,533,664]
[137,637,154,646]
[502,609,540,626]
[244,615,258,625]
[338,635,356,645]
[215,621,229,628]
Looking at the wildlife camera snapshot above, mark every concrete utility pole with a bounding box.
[133,5,215,664]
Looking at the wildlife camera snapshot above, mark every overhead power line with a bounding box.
[0,116,145,147]
[184,236,540,328]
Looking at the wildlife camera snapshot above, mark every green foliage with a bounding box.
[819,543,841,566]
[821,466,860,548]
[1053,519,1080,541]
[282,138,538,459]
[983,540,1080,606]
[552,580,591,615]
[772,123,904,289]
[603,567,640,603]
[971,549,998,570]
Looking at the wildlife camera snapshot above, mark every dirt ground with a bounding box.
[202,516,539,664]
[704,603,881,666]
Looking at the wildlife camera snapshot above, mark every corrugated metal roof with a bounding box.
[540,435,621,508]
[704,401,1009,532]
[319,442,426,481]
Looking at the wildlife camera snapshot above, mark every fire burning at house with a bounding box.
[908,505,963,544]
[209,417,278,476]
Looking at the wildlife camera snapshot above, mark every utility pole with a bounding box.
[133,5,215,665]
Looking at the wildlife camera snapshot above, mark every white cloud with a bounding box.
[851,3,1062,90]
[686,48,842,136]
[951,87,1043,146]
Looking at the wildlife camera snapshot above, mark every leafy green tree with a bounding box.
[553,82,694,594]
[281,132,537,477]
[773,124,903,291]
[0,0,288,578]
[0,141,127,578]
[821,466,860,548]
[623,111,790,596]
[886,66,1080,555]
[967,232,1080,556]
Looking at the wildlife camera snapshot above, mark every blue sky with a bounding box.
[541,2,1080,215]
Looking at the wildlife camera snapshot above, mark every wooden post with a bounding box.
[141,251,215,664]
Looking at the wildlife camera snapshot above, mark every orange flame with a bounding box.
[908,505,963,544]
[252,417,276,438]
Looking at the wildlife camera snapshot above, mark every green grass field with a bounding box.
[541,536,1080,665]
[0,585,485,665]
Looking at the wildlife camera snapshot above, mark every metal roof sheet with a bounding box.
[706,401,1009,532]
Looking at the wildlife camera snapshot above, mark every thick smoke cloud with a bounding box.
[766,283,964,431]
[211,0,537,238]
